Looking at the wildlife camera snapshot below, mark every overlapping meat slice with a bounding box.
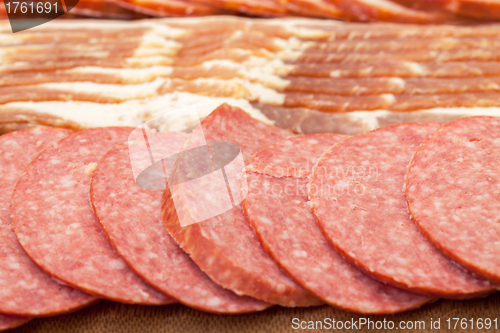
[289,61,500,78]
[111,0,223,16]
[309,123,494,298]
[329,0,453,23]
[90,131,270,313]
[162,104,323,307]
[243,134,433,313]
[187,0,286,16]
[72,0,150,19]
[0,128,97,317]
[11,127,176,305]
[406,116,500,285]
[417,0,500,20]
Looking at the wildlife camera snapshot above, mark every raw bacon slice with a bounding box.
[329,0,453,23]
[286,0,347,19]
[0,128,97,317]
[111,0,223,17]
[243,134,433,313]
[406,116,500,285]
[188,0,286,16]
[309,123,494,298]
[71,0,150,19]
[283,92,500,112]
[418,0,500,20]
[0,93,272,131]
[289,62,500,79]
[162,104,323,307]
[11,127,176,305]
[90,132,270,313]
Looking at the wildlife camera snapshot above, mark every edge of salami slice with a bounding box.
[0,128,98,317]
[406,116,500,286]
[309,122,495,299]
[162,104,323,307]
[11,127,175,305]
[90,133,271,314]
[243,133,433,314]
[0,314,31,332]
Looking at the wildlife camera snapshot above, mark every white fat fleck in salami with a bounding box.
[310,123,494,298]
[162,104,323,307]
[90,132,270,313]
[243,134,432,314]
[0,314,31,331]
[0,128,97,317]
[406,116,500,286]
[11,127,175,305]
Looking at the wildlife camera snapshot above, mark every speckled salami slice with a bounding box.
[11,127,175,305]
[243,134,432,313]
[0,314,31,332]
[406,116,500,286]
[310,123,494,298]
[90,132,270,313]
[0,128,97,316]
[162,104,322,307]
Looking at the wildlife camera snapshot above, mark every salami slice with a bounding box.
[162,104,323,307]
[0,314,30,332]
[406,116,500,285]
[0,128,97,316]
[90,132,270,313]
[309,123,494,298]
[243,134,432,313]
[11,127,175,305]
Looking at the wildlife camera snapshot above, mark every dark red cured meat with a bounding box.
[11,127,175,305]
[111,0,223,17]
[0,128,98,316]
[330,0,453,23]
[286,0,347,19]
[187,0,286,16]
[71,0,150,19]
[0,315,30,331]
[0,2,6,19]
[310,123,494,298]
[162,104,322,307]
[243,134,433,313]
[91,132,270,313]
[406,116,500,285]
[418,0,500,20]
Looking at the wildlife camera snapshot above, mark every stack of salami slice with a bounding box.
[1,103,499,332]
[2,0,500,22]
[2,17,500,137]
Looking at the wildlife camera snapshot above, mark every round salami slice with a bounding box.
[90,132,270,313]
[406,116,500,285]
[0,128,97,316]
[310,123,494,298]
[162,104,322,307]
[11,127,175,305]
[243,134,432,314]
[0,314,31,331]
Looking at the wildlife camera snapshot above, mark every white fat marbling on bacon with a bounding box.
[39,78,165,99]
[1,91,273,130]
